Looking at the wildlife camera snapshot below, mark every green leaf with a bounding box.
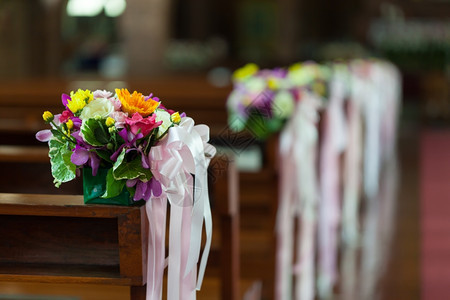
[81,118,109,146]
[48,138,76,187]
[51,129,64,140]
[126,185,136,199]
[95,149,114,164]
[113,157,152,180]
[95,126,109,144]
[101,168,126,199]
[112,149,152,180]
[112,148,126,169]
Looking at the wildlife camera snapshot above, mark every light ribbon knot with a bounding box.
[145,117,215,300]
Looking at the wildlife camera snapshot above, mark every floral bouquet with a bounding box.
[226,62,330,139]
[37,88,217,299]
[36,88,184,205]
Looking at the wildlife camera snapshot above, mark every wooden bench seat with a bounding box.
[0,147,240,299]
[0,193,147,299]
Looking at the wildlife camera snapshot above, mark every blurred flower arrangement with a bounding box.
[36,88,184,204]
[227,62,330,139]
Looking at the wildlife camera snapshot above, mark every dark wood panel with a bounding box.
[0,215,119,266]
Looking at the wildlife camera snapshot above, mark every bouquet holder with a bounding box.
[83,167,134,206]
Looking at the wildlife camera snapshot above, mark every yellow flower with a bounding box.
[288,63,302,73]
[171,112,181,124]
[115,88,159,117]
[42,111,54,123]
[267,78,279,90]
[67,89,93,114]
[66,119,74,130]
[233,63,259,81]
[105,117,115,127]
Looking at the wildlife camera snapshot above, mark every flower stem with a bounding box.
[51,121,77,144]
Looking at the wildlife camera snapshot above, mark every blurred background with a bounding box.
[0,0,449,299]
[0,0,448,110]
[0,0,448,81]
[1,0,449,120]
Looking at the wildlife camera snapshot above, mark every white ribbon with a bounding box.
[276,91,322,300]
[317,70,348,298]
[340,66,364,300]
[145,117,216,300]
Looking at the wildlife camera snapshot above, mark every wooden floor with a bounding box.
[0,110,421,300]
[378,115,420,300]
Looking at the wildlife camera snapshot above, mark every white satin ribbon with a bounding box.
[276,91,322,300]
[317,70,348,298]
[340,67,364,300]
[145,117,216,300]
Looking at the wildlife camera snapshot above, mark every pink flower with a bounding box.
[125,112,162,136]
[93,90,113,99]
[59,110,74,123]
[110,98,122,111]
[110,111,128,128]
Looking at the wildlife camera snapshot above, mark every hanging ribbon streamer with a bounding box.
[362,61,384,201]
[340,64,364,300]
[227,59,401,300]
[317,68,348,299]
[276,91,322,300]
[379,62,402,162]
[145,117,216,300]
[359,61,401,300]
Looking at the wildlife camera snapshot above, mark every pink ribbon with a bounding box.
[145,117,216,300]
[340,96,362,300]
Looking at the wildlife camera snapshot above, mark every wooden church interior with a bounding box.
[0,0,449,299]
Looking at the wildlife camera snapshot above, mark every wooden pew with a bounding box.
[210,152,240,299]
[0,77,243,298]
[0,146,240,300]
[0,193,147,299]
[0,77,231,145]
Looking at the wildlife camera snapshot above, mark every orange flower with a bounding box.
[115,88,159,117]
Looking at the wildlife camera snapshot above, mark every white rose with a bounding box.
[155,109,172,138]
[80,98,115,120]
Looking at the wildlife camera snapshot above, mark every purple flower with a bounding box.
[71,144,100,176]
[110,128,143,162]
[127,177,162,201]
[36,129,53,142]
[62,93,71,109]
[71,117,82,129]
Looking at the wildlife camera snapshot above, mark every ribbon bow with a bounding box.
[145,117,216,300]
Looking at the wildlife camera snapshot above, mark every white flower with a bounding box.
[244,77,266,93]
[272,91,295,119]
[154,109,172,138]
[80,97,115,120]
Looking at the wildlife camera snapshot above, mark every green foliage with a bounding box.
[112,148,152,181]
[81,118,110,146]
[101,168,126,199]
[95,149,114,164]
[48,137,76,187]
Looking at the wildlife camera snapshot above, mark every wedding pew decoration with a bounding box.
[227,59,401,300]
[226,62,330,140]
[36,88,216,300]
